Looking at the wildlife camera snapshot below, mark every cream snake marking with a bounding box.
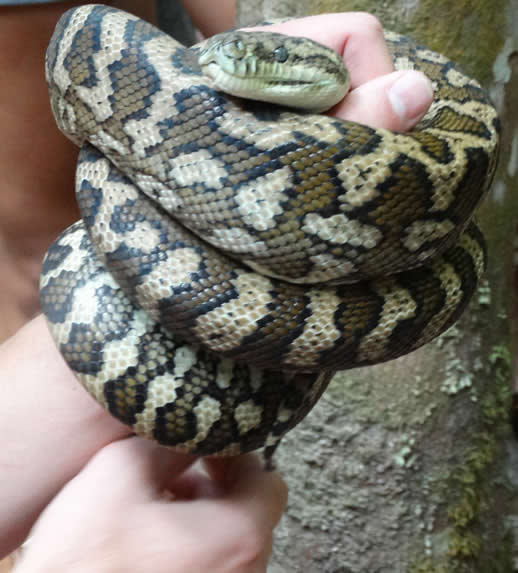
[40,5,499,462]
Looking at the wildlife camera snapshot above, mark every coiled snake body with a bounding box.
[40,5,499,462]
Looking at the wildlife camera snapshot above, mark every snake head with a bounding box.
[198,31,350,112]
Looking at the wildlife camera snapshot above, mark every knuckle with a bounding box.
[92,438,141,469]
[355,12,384,36]
[96,439,129,461]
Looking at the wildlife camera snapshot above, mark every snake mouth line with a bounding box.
[205,63,335,87]
[202,63,346,112]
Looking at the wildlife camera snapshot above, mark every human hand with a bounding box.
[257,12,434,131]
[14,438,287,573]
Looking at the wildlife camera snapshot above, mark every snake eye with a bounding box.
[273,46,289,63]
[228,39,245,58]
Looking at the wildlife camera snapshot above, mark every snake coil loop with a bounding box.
[40,5,499,462]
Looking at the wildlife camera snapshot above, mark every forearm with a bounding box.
[0,316,130,557]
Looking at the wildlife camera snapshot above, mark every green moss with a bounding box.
[410,559,448,573]
[407,0,506,85]
[443,346,511,571]
[329,321,513,572]
[409,344,513,573]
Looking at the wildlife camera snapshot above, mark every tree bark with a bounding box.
[234,2,517,572]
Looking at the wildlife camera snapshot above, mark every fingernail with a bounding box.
[388,71,434,122]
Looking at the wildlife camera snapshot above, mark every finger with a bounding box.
[204,454,288,530]
[167,462,221,499]
[74,437,197,504]
[334,69,434,131]
[158,455,286,571]
[248,12,394,89]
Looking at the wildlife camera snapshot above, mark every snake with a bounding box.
[39,5,499,464]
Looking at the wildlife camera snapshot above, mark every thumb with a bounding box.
[334,69,434,132]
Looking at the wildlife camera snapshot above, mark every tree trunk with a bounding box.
[234,2,517,572]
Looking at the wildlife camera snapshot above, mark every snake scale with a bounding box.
[40,5,499,463]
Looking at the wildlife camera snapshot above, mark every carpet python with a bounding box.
[40,5,499,463]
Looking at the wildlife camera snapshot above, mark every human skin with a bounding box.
[13,439,287,573]
[0,4,433,569]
